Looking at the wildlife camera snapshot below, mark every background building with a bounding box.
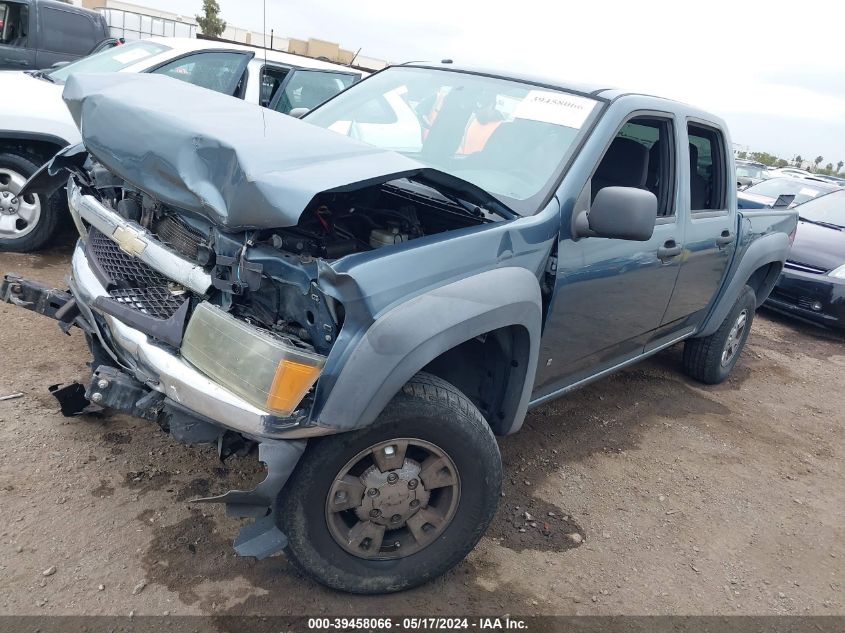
[77,0,387,70]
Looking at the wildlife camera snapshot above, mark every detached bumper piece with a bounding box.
[1,274,78,327]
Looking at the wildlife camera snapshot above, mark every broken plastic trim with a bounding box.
[193,439,307,559]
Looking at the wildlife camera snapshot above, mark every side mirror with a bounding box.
[574,186,658,241]
[773,194,795,208]
[288,107,309,119]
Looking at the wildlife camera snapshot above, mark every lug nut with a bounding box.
[367,488,379,497]
[390,514,402,523]
[97,379,110,390]
[90,392,103,403]
[369,508,381,518]
[409,499,420,509]
[408,479,418,490]
[387,473,399,484]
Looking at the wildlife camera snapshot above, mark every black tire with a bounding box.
[277,372,502,594]
[0,151,64,252]
[683,285,756,384]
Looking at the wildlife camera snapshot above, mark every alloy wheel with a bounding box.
[0,167,41,239]
[325,438,461,560]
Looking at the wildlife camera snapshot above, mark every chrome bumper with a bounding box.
[69,242,327,441]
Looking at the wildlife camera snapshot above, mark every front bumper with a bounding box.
[69,243,325,439]
[765,268,845,329]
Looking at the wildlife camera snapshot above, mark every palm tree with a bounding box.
[814,156,824,172]
[837,160,844,175]
[794,155,803,167]
[825,163,834,174]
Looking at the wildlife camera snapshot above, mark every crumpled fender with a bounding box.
[312,266,543,434]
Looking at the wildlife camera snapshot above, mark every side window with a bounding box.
[40,7,97,55]
[592,116,676,218]
[0,1,29,47]
[260,65,290,108]
[688,123,727,211]
[152,52,249,96]
[273,70,356,115]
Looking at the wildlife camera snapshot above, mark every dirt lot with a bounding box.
[0,241,843,617]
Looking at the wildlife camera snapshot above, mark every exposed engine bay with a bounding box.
[81,162,499,359]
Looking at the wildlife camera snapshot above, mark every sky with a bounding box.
[145,0,845,165]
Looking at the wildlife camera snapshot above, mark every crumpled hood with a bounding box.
[63,73,512,231]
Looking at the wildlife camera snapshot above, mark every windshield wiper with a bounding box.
[26,70,56,83]
[799,216,843,231]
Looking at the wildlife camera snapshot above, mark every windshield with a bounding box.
[48,40,170,83]
[745,177,835,205]
[798,190,845,228]
[736,164,764,179]
[304,66,600,214]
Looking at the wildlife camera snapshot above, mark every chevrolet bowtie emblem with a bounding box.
[112,226,148,256]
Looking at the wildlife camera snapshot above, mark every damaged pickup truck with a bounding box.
[2,64,797,594]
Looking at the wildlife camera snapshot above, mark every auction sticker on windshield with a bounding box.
[513,90,597,129]
[113,48,155,65]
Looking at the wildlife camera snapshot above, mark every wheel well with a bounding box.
[0,138,65,166]
[746,262,782,307]
[422,324,531,436]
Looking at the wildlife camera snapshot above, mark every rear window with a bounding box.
[48,40,170,83]
[273,70,357,114]
[797,190,845,227]
[688,123,727,210]
[747,178,835,205]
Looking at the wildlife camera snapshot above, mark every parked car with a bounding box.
[810,174,845,187]
[0,0,110,71]
[737,177,839,209]
[3,64,797,594]
[0,37,362,252]
[735,159,768,188]
[768,167,815,179]
[765,189,845,329]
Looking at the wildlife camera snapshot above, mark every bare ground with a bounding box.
[0,242,843,617]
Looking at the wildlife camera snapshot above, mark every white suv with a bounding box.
[0,37,362,251]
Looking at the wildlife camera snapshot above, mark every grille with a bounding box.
[784,260,829,274]
[109,287,185,320]
[154,214,205,261]
[88,228,185,320]
[88,228,171,287]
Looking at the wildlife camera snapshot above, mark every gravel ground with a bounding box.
[0,241,843,617]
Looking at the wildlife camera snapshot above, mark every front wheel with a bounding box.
[277,373,502,594]
[683,285,756,384]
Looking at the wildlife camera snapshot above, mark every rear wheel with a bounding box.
[683,285,756,384]
[0,152,63,252]
[277,373,502,594]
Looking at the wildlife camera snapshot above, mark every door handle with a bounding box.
[716,230,735,248]
[657,239,682,262]
[2,59,28,66]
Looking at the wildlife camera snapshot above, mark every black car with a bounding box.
[766,190,845,329]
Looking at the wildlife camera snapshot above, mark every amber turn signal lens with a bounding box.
[267,359,322,414]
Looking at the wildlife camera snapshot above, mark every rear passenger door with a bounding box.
[661,122,735,325]
[532,113,683,397]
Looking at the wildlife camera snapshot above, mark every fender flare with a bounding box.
[697,231,789,338]
[313,267,543,434]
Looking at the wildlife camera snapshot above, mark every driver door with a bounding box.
[0,1,35,71]
[532,114,684,400]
